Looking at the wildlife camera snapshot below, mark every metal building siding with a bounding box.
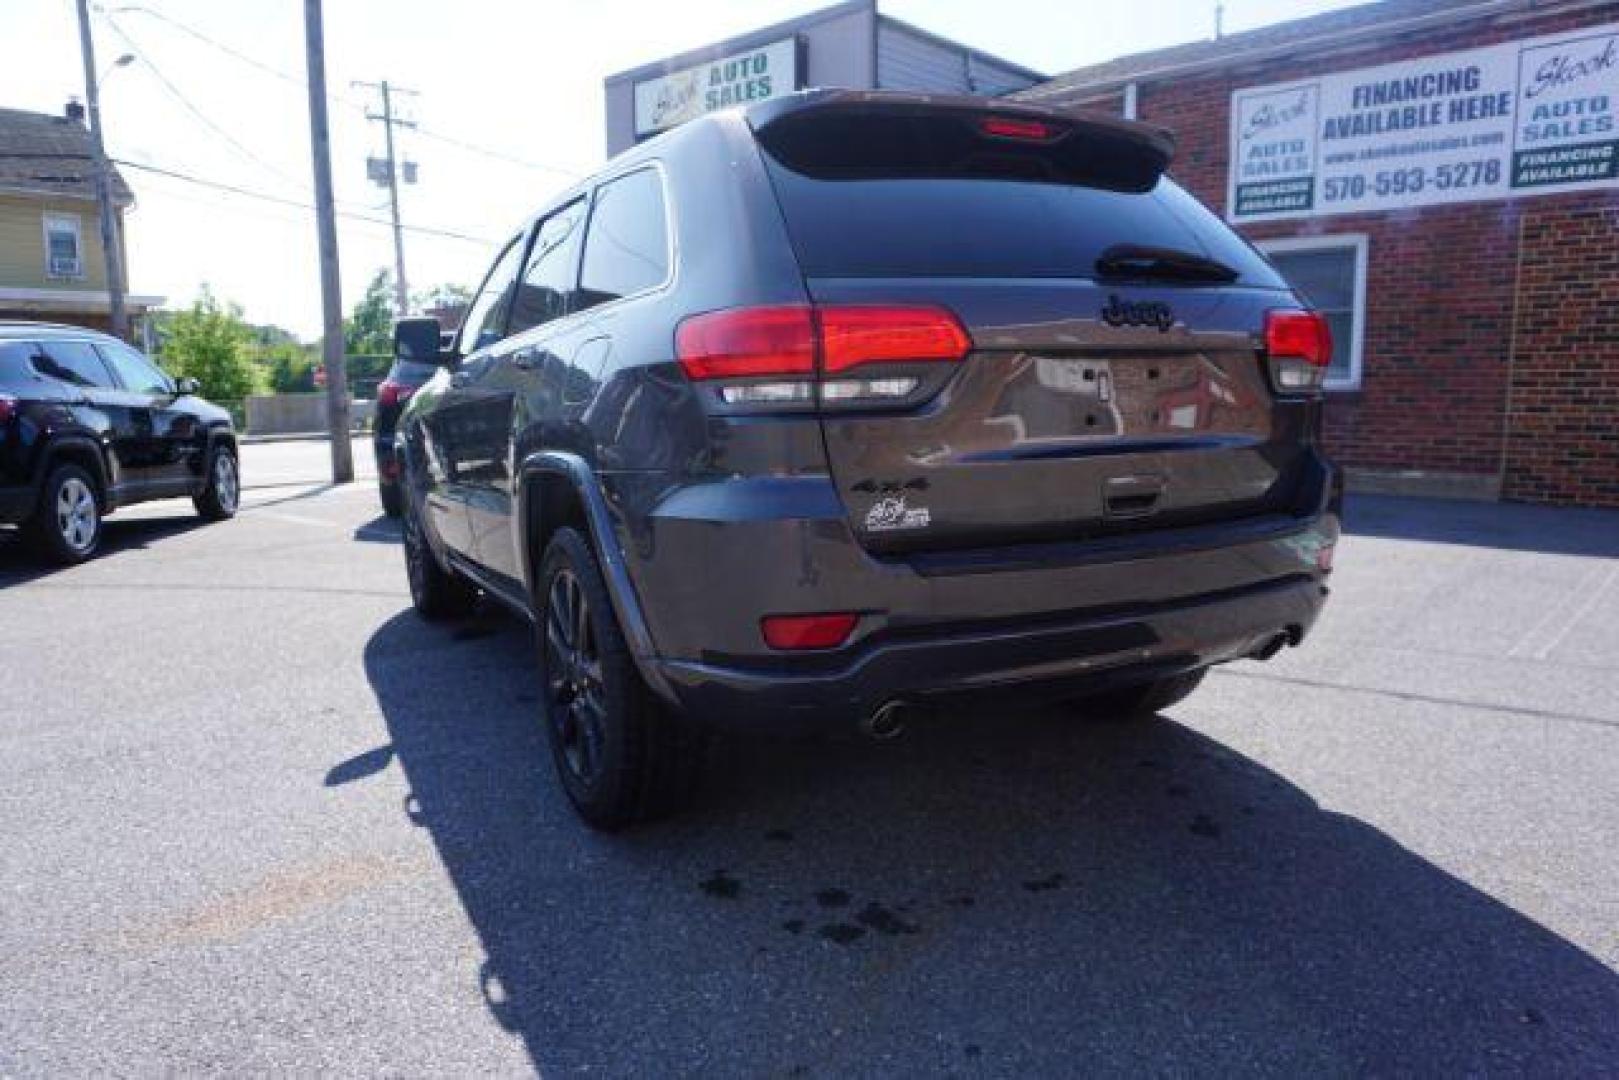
[967,54,1039,96]
[877,22,1038,95]
[877,22,969,92]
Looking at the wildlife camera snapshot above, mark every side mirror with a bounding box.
[175,376,200,396]
[394,316,451,365]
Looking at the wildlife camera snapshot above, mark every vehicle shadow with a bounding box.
[360,607,1619,1075]
[1344,493,1619,557]
[352,515,401,544]
[0,510,205,586]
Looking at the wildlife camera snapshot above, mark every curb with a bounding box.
[241,432,370,445]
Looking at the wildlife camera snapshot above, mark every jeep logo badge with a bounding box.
[1101,295,1175,332]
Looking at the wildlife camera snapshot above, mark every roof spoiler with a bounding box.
[746,89,1175,191]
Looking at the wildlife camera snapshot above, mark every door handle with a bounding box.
[512,349,539,371]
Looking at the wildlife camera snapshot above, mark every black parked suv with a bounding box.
[0,322,239,563]
[394,91,1340,828]
[373,346,444,517]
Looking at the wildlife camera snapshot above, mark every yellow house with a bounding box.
[0,103,161,337]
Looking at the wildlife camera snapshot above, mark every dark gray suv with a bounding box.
[394,91,1340,828]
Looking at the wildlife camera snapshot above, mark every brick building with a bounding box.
[1019,0,1619,507]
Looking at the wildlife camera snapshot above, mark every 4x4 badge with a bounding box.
[1101,294,1175,332]
[865,495,931,532]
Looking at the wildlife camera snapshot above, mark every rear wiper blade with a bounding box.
[1095,244,1239,283]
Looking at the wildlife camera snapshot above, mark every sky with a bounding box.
[2,0,1364,339]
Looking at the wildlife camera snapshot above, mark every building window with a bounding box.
[1259,234,1367,391]
[43,213,84,280]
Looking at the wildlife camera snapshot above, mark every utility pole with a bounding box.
[303,0,352,483]
[74,0,129,341]
[356,79,418,315]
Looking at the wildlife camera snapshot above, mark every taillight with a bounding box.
[377,379,416,408]
[675,304,969,408]
[674,306,816,381]
[0,394,15,425]
[1263,309,1333,393]
[761,612,859,651]
[818,306,971,374]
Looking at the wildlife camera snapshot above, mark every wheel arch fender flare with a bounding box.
[516,451,677,707]
[35,434,114,508]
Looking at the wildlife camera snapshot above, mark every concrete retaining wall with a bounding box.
[246,394,373,436]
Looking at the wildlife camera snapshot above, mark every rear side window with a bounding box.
[578,169,669,309]
[34,340,114,388]
[757,114,1282,287]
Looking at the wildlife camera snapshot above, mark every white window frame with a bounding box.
[42,213,85,281]
[1258,233,1368,392]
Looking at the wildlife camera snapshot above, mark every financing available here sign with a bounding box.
[633,37,800,138]
[1228,21,1619,221]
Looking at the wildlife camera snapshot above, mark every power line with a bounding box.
[104,2,586,179]
[98,12,310,192]
[113,158,497,245]
[106,2,369,112]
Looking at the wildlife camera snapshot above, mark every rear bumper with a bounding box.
[0,484,35,525]
[622,458,1340,735]
[656,573,1325,735]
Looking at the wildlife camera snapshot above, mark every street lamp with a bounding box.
[98,52,135,89]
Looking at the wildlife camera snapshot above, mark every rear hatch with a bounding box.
[752,96,1306,554]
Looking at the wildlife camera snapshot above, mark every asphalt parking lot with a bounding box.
[3,440,1617,1075]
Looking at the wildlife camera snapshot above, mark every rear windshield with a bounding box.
[758,132,1284,288]
[391,359,439,383]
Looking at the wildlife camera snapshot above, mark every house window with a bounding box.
[1259,234,1367,391]
[43,214,84,280]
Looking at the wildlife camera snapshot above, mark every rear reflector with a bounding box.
[0,394,15,425]
[1264,309,1333,392]
[979,116,1057,141]
[761,612,859,651]
[676,305,968,384]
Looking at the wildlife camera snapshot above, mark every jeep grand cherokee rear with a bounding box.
[395,91,1338,828]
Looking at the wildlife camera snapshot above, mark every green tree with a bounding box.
[159,287,259,403]
[412,282,471,311]
[344,269,395,356]
[265,343,316,393]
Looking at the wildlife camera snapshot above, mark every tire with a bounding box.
[1072,669,1207,720]
[193,443,240,521]
[26,462,102,565]
[538,526,706,829]
[378,478,404,518]
[401,487,476,620]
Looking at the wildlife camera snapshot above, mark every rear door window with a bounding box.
[507,199,588,336]
[757,114,1282,287]
[577,168,669,310]
[34,340,115,388]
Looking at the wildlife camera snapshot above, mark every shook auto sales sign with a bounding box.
[1228,21,1619,221]
[633,37,799,138]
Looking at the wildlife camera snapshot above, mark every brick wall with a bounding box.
[1094,4,1619,506]
[1503,204,1619,505]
